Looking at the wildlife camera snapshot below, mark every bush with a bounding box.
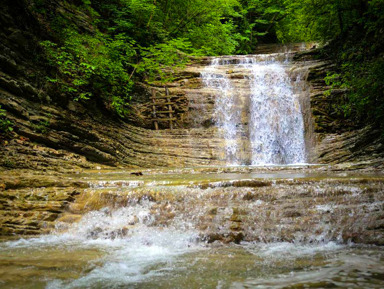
[41,30,135,117]
[135,38,193,84]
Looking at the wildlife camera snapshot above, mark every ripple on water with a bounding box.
[1,216,384,288]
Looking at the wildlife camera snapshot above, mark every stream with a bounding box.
[1,166,384,288]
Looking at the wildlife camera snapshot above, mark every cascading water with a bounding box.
[201,59,242,165]
[201,54,306,165]
[242,56,306,164]
[1,168,384,288]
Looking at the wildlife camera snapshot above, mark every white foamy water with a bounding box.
[1,200,383,289]
[201,55,306,165]
[241,57,306,164]
[245,241,344,260]
[201,59,242,165]
[1,204,202,289]
[45,227,201,289]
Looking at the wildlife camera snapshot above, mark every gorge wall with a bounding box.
[293,50,384,168]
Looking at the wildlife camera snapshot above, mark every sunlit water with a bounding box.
[1,167,384,288]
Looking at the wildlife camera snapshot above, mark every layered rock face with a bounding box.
[132,51,384,167]
[3,167,381,245]
[0,1,225,170]
[73,174,383,245]
[1,1,384,254]
[0,173,86,235]
[292,51,384,167]
[2,41,383,170]
[1,50,310,169]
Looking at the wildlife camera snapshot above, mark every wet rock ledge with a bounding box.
[57,172,384,246]
[2,167,383,247]
[0,173,88,235]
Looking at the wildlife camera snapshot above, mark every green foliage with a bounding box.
[267,0,384,130]
[36,0,299,117]
[91,0,286,56]
[341,59,384,125]
[31,119,51,134]
[317,0,384,129]
[275,0,384,45]
[324,73,344,97]
[234,0,287,52]
[276,0,347,43]
[324,73,342,88]
[41,29,135,117]
[0,105,13,135]
[136,38,192,83]
[1,157,15,169]
[322,57,384,128]
[33,0,384,129]
[188,22,240,56]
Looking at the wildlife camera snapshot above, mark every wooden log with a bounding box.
[151,118,177,121]
[151,88,159,130]
[165,86,174,130]
[156,110,174,114]
[150,96,172,99]
[153,102,174,105]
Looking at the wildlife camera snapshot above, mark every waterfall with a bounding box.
[201,54,306,165]
[241,57,306,164]
[201,59,242,165]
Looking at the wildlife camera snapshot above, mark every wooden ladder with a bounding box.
[151,87,175,130]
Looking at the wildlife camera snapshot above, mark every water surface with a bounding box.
[1,166,383,288]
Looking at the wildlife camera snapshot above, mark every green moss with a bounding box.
[0,105,13,135]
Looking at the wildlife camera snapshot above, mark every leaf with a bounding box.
[254,19,269,25]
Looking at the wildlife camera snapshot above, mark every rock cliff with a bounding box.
[293,50,384,167]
